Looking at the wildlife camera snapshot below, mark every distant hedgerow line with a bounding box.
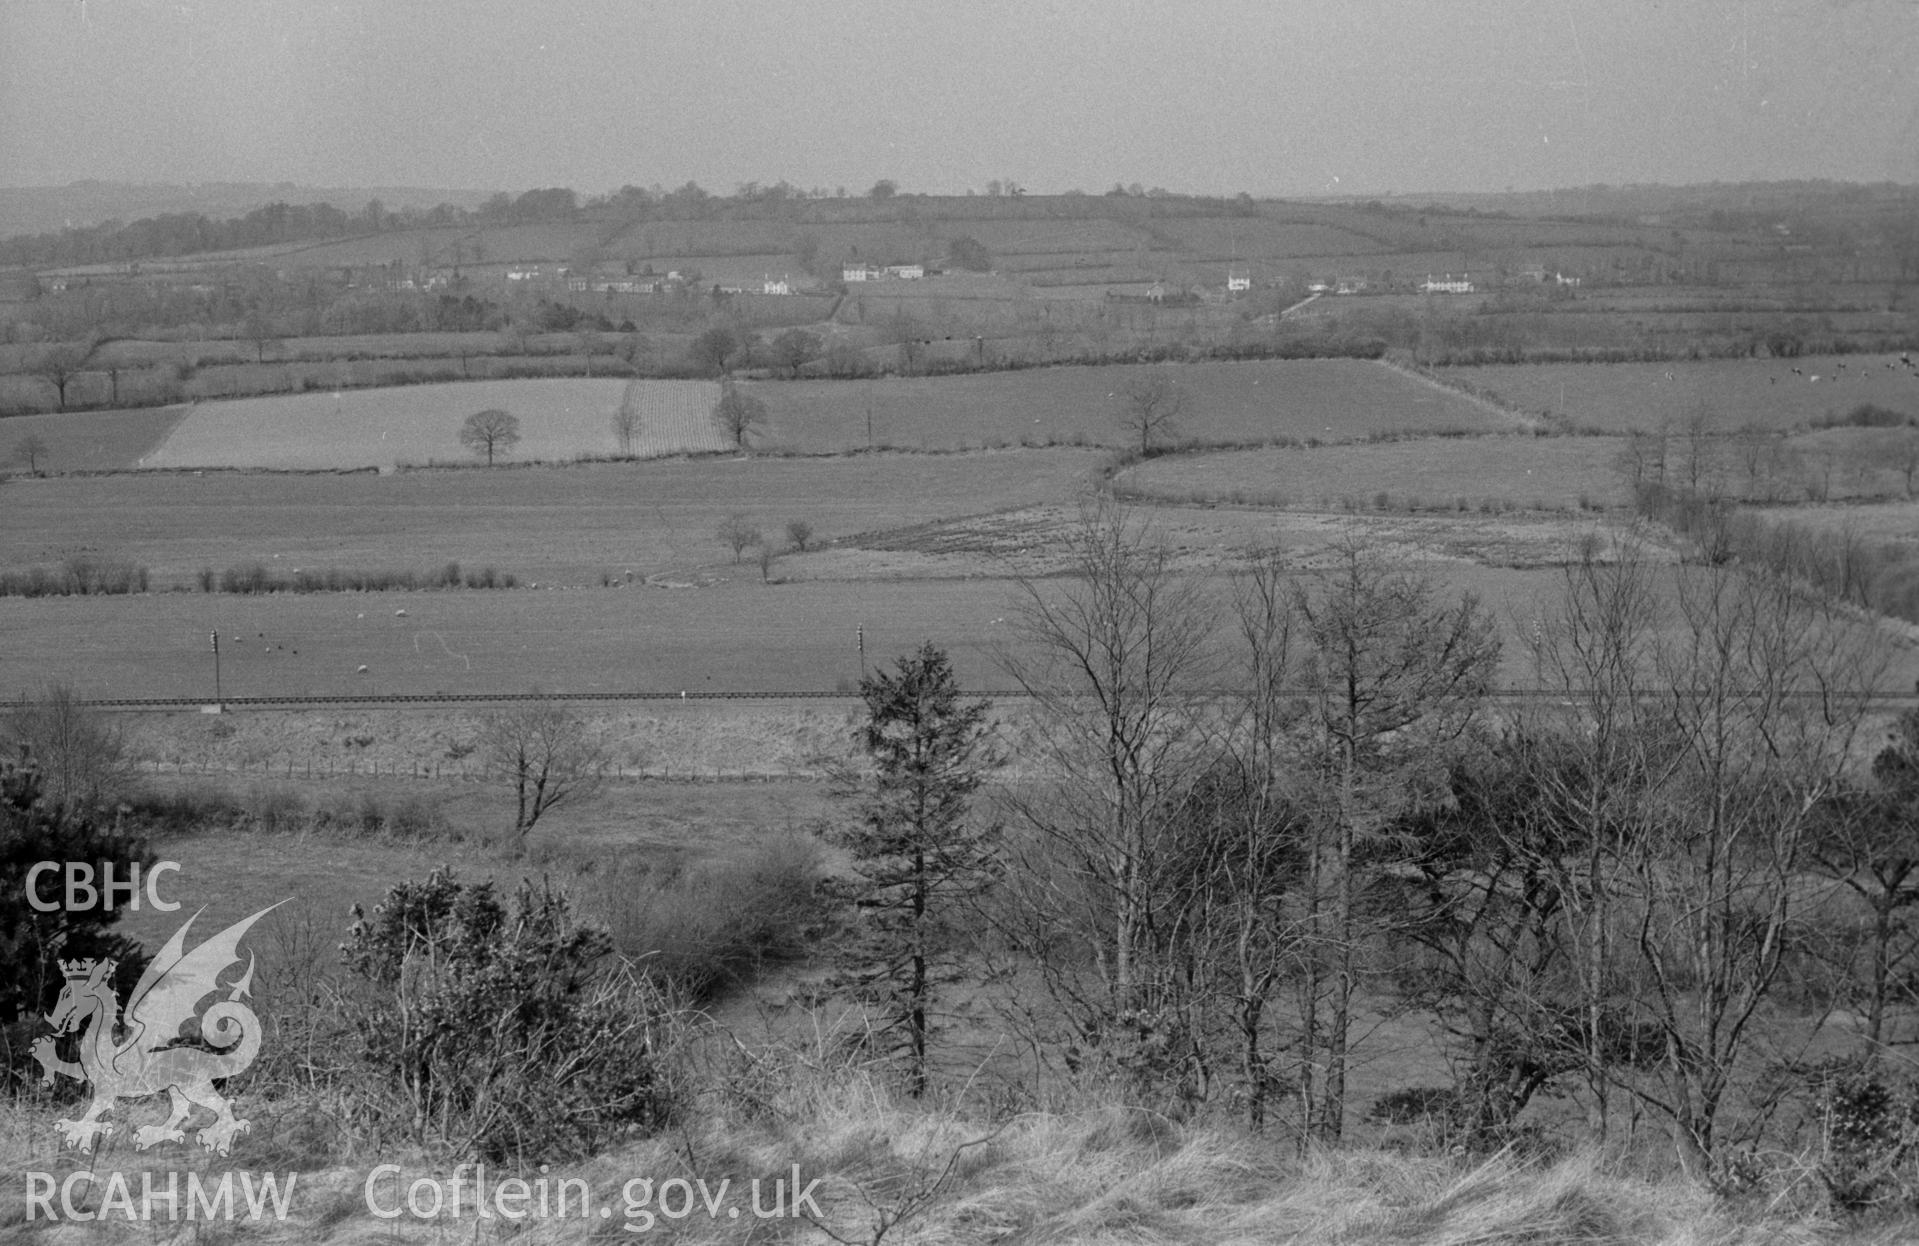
[199,561,516,594]
[0,556,149,598]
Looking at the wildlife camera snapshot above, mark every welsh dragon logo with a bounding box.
[31,903,283,1156]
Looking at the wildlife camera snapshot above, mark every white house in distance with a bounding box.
[843,263,880,282]
[762,274,792,295]
[883,263,925,280]
[1226,266,1251,293]
[1420,273,1475,294]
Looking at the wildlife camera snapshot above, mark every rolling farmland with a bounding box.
[1,449,1096,582]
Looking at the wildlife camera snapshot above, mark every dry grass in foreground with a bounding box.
[0,1054,1895,1245]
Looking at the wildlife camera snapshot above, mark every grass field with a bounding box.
[0,405,185,471]
[138,378,725,470]
[1,448,1096,581]
[1118,433,1631,511]
[745,358,1516,453]
[1770,498,1919,543]
[1444,354,1919,432]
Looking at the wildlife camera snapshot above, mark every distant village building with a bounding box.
[1334,277,1367,295]
[1226,267,1252,293]
[842,264,881,282]
[883,264,925,280]
[1420,273,1474,294]
[762,274,792,295]
[1307,280,1330,294]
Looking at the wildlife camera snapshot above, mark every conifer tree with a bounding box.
[831,643,999,1096]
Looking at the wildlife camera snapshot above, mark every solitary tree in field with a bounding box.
[459,408,521,466]
[612,381,644,456]
[33,345,89,411]
[11,434,49,474]
[830,642,999,1096]
[1115,372,1187,456]
[717,513,761,563]
[712,382,768,450]
[785,519,816,552]
[478,701,606,838]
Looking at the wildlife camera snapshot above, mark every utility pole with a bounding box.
[857,624,866,677]
[210,630,223,707]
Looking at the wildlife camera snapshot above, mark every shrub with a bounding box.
[593,833,825,1001]
[3,682,135,810]
[341,869,671,1161]
[0,750,155,1078]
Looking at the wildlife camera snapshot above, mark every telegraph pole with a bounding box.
[210,630,223,707]
[857,624,866,678]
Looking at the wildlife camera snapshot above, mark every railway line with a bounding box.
[70,688,1919,711]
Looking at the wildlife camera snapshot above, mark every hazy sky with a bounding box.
[3,0,1917,196]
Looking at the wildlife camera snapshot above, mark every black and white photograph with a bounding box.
[4,1,1919,1239]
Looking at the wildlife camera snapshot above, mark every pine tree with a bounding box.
[831,643,999,1096]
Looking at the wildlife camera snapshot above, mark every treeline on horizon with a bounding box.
[14,175,1880,273]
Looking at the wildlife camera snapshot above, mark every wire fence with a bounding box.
[132,757,817,783]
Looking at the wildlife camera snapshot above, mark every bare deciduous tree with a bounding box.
[4,680,135,809]
[12,433,49,474]
[786,519,815,552]
[1115,372,1187,456]
[717,513,761,563]
[459,408,521,466]
[995,503,1217,1092]
[1291,539,1501,1143]
[479,701,606,838]
[712,382,768,449]
[1627,562,1886,1178]
[33,344,89,411]
[613,381,643,456]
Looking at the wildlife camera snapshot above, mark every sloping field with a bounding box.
[0,405,184,471]
[138,378,724,470]
[1444,354,1919,432]
[4,448,1094,581]
[1119,434,1630,511]
[747,358,1515,453]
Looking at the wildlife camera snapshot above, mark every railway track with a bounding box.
[69,688,1919,711]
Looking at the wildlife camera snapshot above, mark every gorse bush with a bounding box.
[342,868,671,1162]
